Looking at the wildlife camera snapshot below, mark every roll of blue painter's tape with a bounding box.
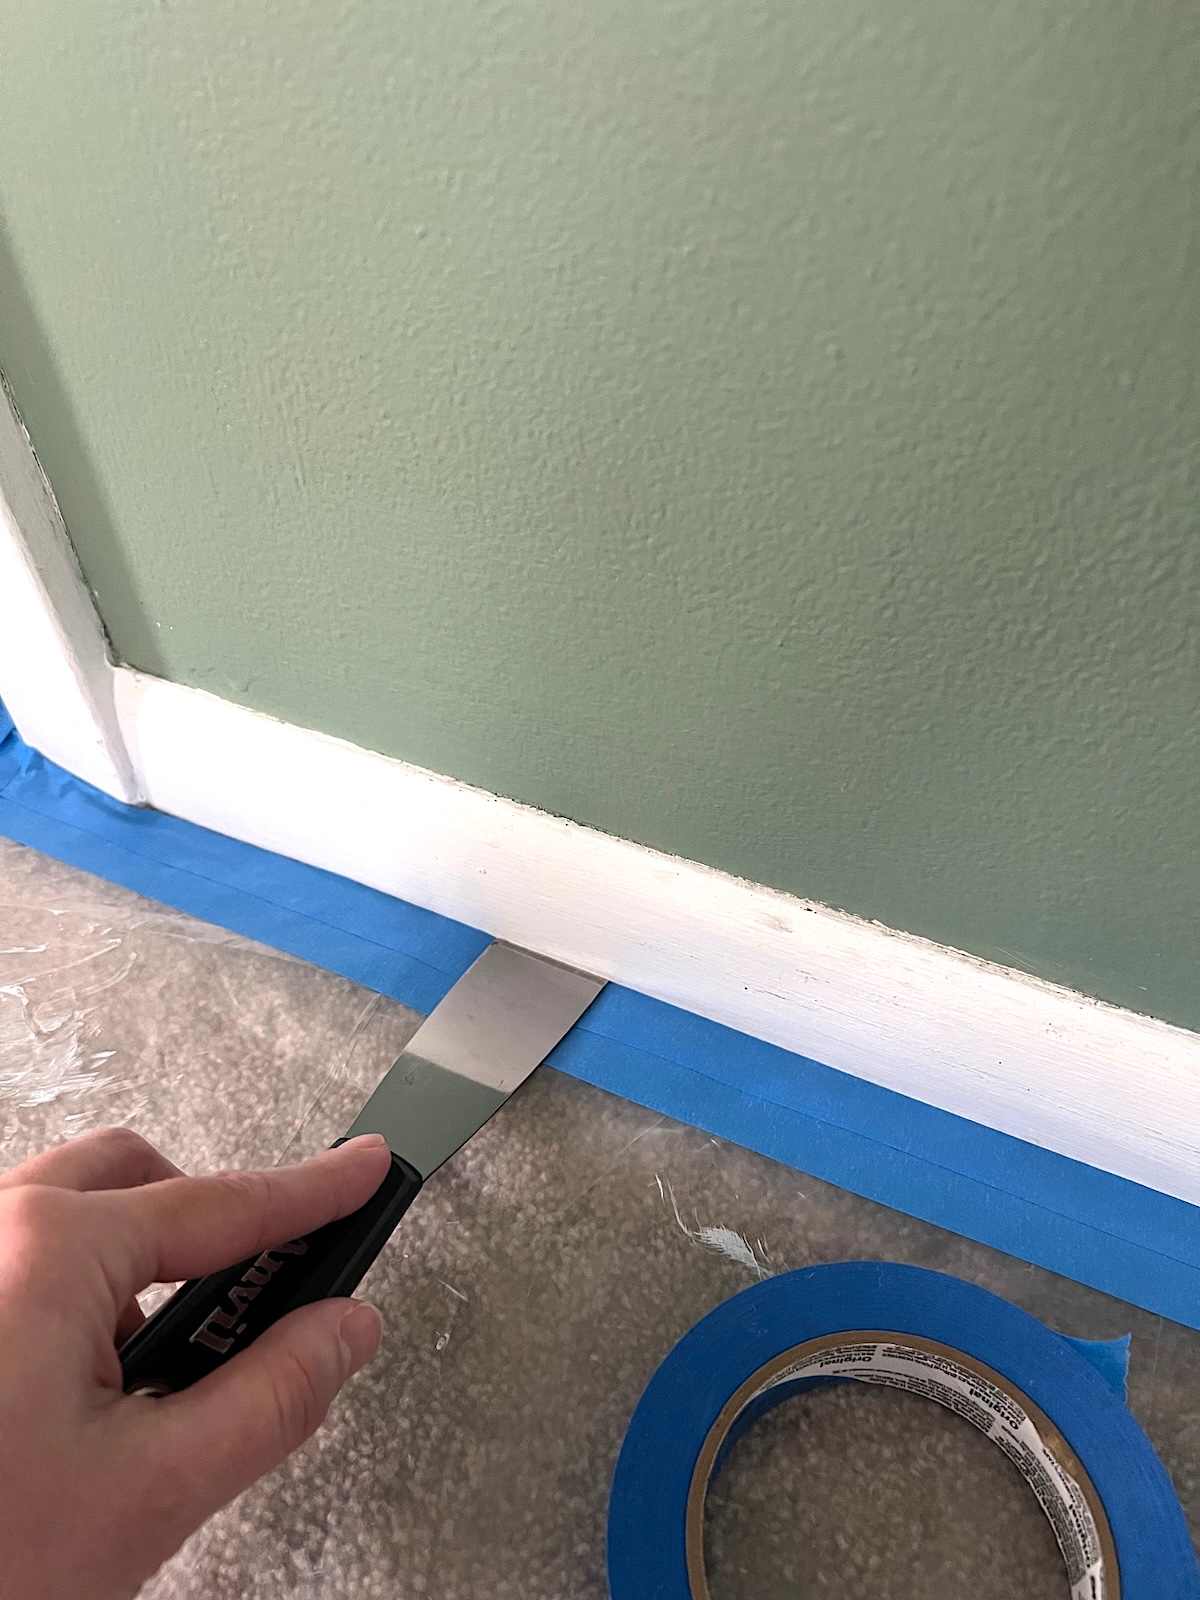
[607,1262,1199,1600]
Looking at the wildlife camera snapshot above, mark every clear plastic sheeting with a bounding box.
[0,914,135,1124]
[1,835,1197,1600]
[0,837,411,1182]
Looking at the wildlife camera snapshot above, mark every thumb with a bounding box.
[146,1298,383,1531]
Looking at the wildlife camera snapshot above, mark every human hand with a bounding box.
[0,1127,393,1600]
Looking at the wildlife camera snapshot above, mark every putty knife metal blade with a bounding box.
[344,941,603,1177]
[119,943,604,1394]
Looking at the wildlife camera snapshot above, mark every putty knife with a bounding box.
[119,943,604,1395]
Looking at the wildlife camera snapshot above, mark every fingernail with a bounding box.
[339,1301,384,1378]
[339,1133,388,1152]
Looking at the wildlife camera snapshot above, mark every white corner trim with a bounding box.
[112,666,1200,1206]
[0,379,141,803]
[2,405,1197,1208]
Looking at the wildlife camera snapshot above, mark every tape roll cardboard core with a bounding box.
[685,1332,1118,1600]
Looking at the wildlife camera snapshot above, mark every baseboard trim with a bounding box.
[108,667,1200,1207]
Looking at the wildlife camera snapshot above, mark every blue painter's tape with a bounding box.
[607,1263,1200,1599]
[3,705,1200,1328]
[1062,1334,1132,1401]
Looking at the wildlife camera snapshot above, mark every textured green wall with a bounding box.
[1,1,1197,1027]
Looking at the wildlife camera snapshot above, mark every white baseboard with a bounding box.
[3,391,1199,1206]
[108,669,1200,1205]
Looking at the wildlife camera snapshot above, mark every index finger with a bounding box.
[0,1127,183,1194]
[99,1135,393,1307]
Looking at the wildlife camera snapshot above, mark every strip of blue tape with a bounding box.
[2,703,1199,1329]
[607,1263,1200,1598]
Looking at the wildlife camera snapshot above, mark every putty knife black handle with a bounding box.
[119,1146,422,1395]
[118,941,605,1395]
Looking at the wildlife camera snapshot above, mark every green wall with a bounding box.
[1,1,1197,1028]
